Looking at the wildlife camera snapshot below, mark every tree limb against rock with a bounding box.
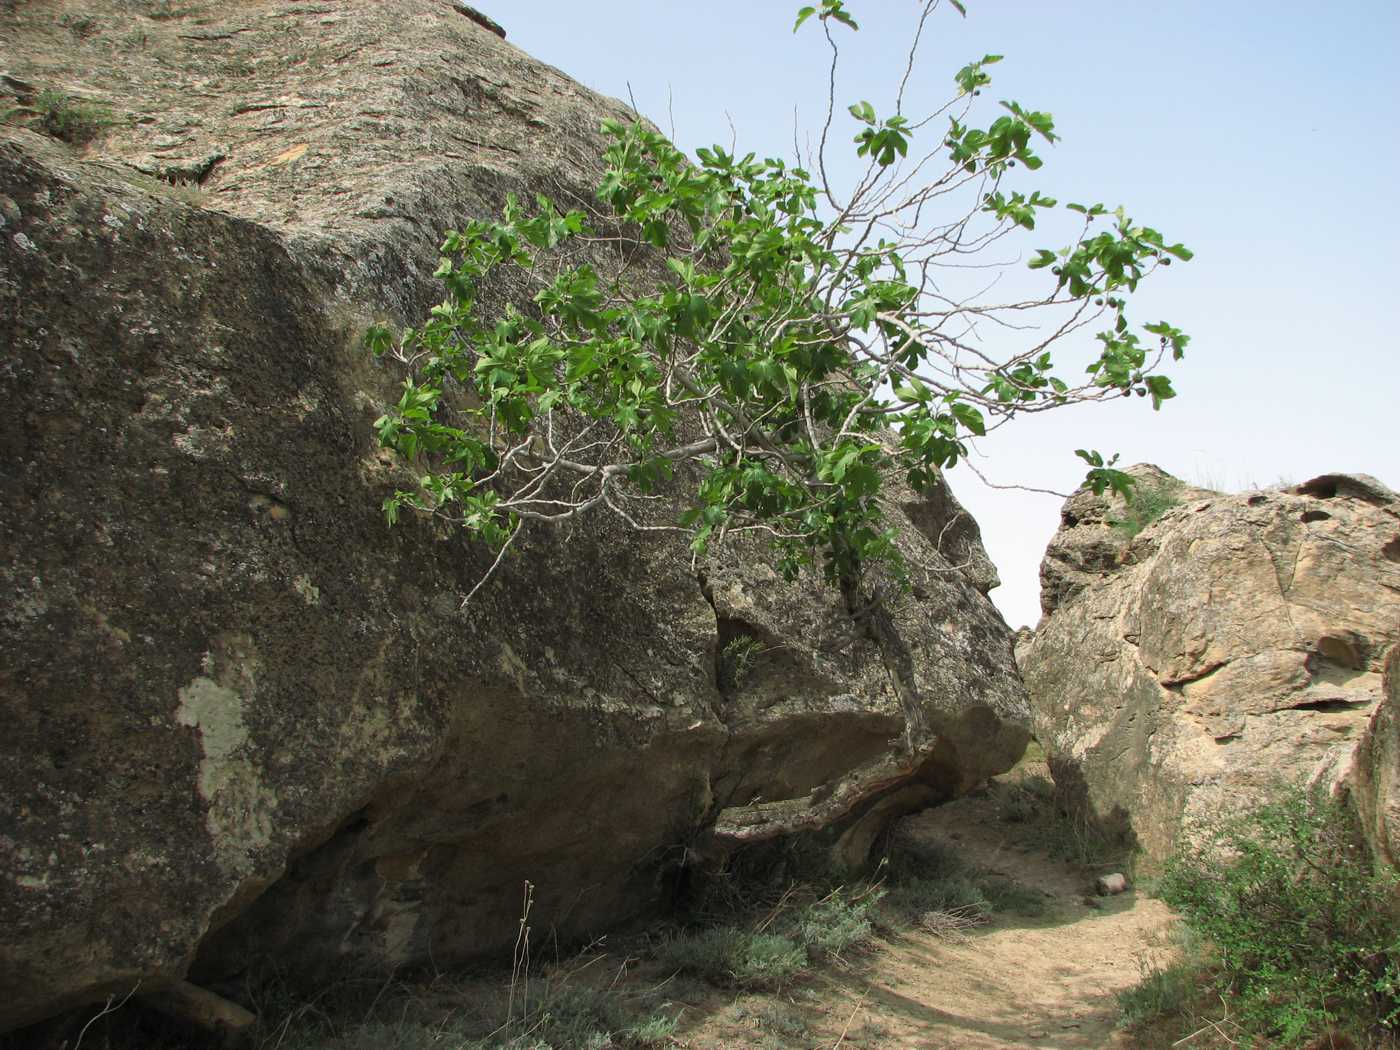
[368,0,1192,600]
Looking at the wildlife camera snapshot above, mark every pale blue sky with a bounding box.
[492,1,1400,627]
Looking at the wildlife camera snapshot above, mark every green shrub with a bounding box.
[1116,956,1206,1033]
[623,1013,678,1047]
[883,872,990,924]
[266,980,679,1050]
[996,777,1052,824]
[1110,477,1183,539]
[34,89,113,144]
[980,876,1049,918]
[792,888,880,959]
[731,999,811,1039]
[717,635,765,693]
[654,927,807,990]
[877,832,1046,923]
[1159,787,1400,1045]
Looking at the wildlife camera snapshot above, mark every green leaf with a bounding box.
[363,323,395,357]
[951,402,986,436]
[1145,374,1175,409]
[793,5,816,31]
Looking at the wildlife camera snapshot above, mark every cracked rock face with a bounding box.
[1020,467,1400,869]
[0,0,1029,1031]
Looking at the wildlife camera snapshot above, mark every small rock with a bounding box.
[1096,872,1128,895]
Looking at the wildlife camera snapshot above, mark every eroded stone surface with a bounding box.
[1021,468,1400,868]
[0,0,1028,1029]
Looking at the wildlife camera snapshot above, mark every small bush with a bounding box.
[883,872,989,923]
[1116,957,1205,1032]
[1110,477,1183,539]
[731,999,811,1039]
[980,876,1049,917]
[60,13,100,37]
[988,774,1134,870]
[655,927,807,990]
[623,1013,678,1047]
[717,635,766,693]
[265,978,681,1050]
[878,830,968,884]
[1160,787,1400,1045]
[996,780,1049,824]
[877,832,1047,924]
[792,889,880,959]
[35,89,113,144]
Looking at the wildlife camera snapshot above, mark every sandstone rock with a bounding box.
[0,1,1029,1030]
[1021,468,1400,869]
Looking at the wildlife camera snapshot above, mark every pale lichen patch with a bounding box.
[292,574,321,605]
[175,637,277,873]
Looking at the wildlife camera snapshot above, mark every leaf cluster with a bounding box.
[367,2,1193,596]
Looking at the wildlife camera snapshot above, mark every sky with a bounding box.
[492,0,1400,628]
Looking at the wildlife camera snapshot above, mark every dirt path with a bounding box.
[676,785,1176,1050]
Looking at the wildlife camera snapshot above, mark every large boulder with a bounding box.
[0,0,1029,1030]
[1021,467,1400,869]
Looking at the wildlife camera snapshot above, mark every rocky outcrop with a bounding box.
[1020,467,1400,869]
[0,1,1029,1030]
[1037,463,1214,619]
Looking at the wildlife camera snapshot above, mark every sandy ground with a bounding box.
[671,786,1176,1050]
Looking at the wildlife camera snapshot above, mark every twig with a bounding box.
[74,982,141,1050]
[831,988,868,1049]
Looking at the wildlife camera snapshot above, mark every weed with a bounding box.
[791,888,880,960]
[60,13,100,37]
[979,876,1049,917]
[654,927,807,990]
[884,871,989,923]
[717,634,767,693]
[167,182,211,208]
[994,774,1055,824]
[1117,956,1206,1032]
[876,829,1052,930]
[34,89,113,144]
[1109,477,1184,539]
[1159,787,1400,1045]
[624,1012,678,1046]
[731,999,810,1039]
[988,773,1133,871]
